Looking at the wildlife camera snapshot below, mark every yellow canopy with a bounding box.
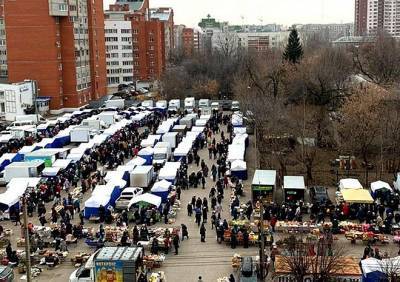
[341,189,374,204]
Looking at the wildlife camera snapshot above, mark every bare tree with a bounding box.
[337,85,389,185]
[352,33,400,87]
[277,234,345,282]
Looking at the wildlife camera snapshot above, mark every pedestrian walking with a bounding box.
[173,234,179,255]
[200,223,206,242]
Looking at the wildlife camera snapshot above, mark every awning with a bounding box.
[370,180,392,193]
[341,189,374,204]
[128,193,161,209]
[42,167,61,177]
[339,178,363,190]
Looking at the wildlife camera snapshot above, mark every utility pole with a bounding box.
[22,195,32,282]
[258,196,265,281]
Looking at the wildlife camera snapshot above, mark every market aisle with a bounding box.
[158,121,258,281]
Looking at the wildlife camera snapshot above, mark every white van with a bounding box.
[184,97,195,113]
[198,99,210,109]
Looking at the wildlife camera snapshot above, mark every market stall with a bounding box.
[230,160,247,180]
[283,176,306,202]
[138,147,154,165]
[158,162,181,184]
[341,189,374,204]
[251,170,276,202]
[151,180,171,203]
[370,180,392,196]
[339,178,363,190]
[128,193,162,210]
[361,256,400,282]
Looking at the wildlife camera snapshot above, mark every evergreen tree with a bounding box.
[283,28,303,64]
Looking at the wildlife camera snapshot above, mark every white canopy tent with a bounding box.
[52,159,72,169]
[151,179,171,192]
[42,167,61,177]
[339,178,363,190]
[230,160,247,171]
[370,180,392,193]
[126,157,147,167]
[128,193,162,209]
[283,176,306,190]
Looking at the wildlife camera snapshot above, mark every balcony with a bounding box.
[48,0,68,17]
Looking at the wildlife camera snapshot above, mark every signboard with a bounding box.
[286,190,298,195]
[95,260,123,282]
[252,185,273,192]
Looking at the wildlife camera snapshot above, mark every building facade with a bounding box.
[1,0,107,112]
[105,0,167,87]
[0,80,49,121]
[150,7,174,61]
[182,28,194,57]
[298,23,354,42]
[355,0,400,36]
[105,20,134,89]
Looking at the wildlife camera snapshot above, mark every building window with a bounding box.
[105,29,117,34]
[133,29,139,34]
[122,45,132,50]
[5,101,16,113]
[105,37,118,42]
[59,4,68,12]
[121,29,131,33]
[122,61,133,66]
[122,53,132,58]
[107,77,120,84]
[122,37,131,42]
[149,37,154,42]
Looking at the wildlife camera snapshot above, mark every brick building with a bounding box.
[182,28,194,57]
[105,0,166,83]
[355,0,400,36]
[0,0,107,112]
[150,7,174,60]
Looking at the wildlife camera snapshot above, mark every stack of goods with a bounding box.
[231,254,241,270]
[217,277,230,282]
[143,254,166,269]
[104,226,126,242]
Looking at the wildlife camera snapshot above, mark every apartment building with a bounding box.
[105,0,166,84]
[150,7,174,60]
[355,0,400,36]
[182,28,194,57]
[0,0,107,112]
[105,21,134,88]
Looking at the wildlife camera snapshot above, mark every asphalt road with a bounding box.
[2,116,397,282]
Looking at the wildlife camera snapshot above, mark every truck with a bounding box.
[104,99,125,109]
[198,99,210,109]
[69,246,143,282]
[161,132,179,149]
[3,161,45,183]
[168,99,181,114]
[184,97,195,113]
[15,114,47,124]
[141,100,154,108]
[98,112,118,126]
[70,127,92,143]
[130,165,154,188]
[152,142,172,167]
[81,119,107,130]
[179,116,193,130]
[156,100,167,109]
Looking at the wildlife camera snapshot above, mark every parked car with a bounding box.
[115,187,143,210]
[222,100,231,111]
[309,186,329,204]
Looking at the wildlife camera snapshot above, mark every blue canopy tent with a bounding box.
[84,180,125,219]
[151,179,171,203]
[16,145,38,161]
[138,147,154,165]
[0,153,17,171]
[231,160,248,180]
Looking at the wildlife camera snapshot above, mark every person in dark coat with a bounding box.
[173,234,179,255]
[200,223,206,242]
[181,224,189,240]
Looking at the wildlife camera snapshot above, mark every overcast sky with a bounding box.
[103,0,354,28]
